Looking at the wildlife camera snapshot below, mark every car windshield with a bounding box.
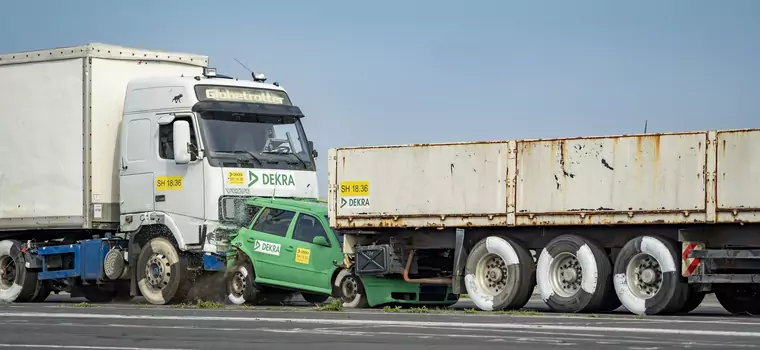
[198,111,314,171]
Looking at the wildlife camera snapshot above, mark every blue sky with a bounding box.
[2,0,759,196]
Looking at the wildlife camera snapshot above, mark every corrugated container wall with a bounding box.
[0,43,207,231]
[328,130,760,229]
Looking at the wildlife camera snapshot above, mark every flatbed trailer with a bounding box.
[327,128,760,315]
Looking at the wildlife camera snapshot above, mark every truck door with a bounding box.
[120,115,156,214]
[153,115,205,243]
[281,213,342,292]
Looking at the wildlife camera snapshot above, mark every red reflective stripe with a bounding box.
[686,257,701,275]
[682,243,696,260]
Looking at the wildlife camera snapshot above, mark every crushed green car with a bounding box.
[224,197,459,308]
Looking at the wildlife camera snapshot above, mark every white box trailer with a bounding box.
[0,43,207,231]
[328,129,760,315]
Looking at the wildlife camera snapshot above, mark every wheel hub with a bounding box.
[229,271,247,297]
[144,254,170,289]
[341,277,358,300]
[0,256,15,289]
[548,252,583,297]
[476,254,508,295]
[487,268,503,281]
[626,253,663,299]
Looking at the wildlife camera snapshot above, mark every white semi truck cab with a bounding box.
[0,43,318,304]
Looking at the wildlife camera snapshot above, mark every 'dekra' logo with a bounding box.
[247,171,295,187]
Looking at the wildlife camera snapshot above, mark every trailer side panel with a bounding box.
[0,58,87,229]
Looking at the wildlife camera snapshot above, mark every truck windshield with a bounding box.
[198,111,314,171]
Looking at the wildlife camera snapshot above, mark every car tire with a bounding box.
[226,259,262,305]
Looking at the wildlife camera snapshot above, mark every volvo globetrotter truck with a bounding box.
[328,129,760,315]
[0,43,319,304]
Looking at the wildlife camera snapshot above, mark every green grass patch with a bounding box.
[73,302,93,308]
[406,306,429,313]
[383,305,402,313]
[314,299,344,312]
[464,308,478,314]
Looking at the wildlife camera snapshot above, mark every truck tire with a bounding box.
[678,288,706,314]
[0,240,38,303]
[81,285,118,303]
[715,286,760,315]
[536,234,616,313]
[226,259,262,305]
[135,237,193,305]
[464,235,535,311]
[613,235,687,315]
[30,281,52,302]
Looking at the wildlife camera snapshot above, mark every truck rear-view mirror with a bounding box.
[173,120,192,164]
[309,141,318,159]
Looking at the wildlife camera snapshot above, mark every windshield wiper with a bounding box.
[230,150,263,166]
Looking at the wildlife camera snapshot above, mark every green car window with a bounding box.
[292,214,329,245]
[252,208,295,237]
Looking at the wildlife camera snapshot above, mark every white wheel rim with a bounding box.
[625,252,663,299]
[0,255,15,290]
[548,252,583,298]
[475,253,508,295]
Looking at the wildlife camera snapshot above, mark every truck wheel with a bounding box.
[301,292,330,305]
[339,273,369,308]
[678,288,706,314]
[613,235,687,315]
[136,237,193,305]
[30,281,52,302]
[715,286,760,315]
[536,234,616,313]
[464,235,535,311]
[81,286,118,303]
[0,240,38,303]
[226,259,262,305]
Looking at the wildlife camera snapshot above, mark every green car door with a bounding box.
[278,212,343,292]
[242,206,297,283]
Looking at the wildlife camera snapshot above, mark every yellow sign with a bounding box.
[295,248,311,264]
[227,171,244,185]
[155,176,183,190]
[339,181,370,197]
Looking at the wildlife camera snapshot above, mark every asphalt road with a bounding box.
[0,294,757,349]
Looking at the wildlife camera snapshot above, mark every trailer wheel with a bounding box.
[136,237,193,305]
[715,286,760,315]
[225,259,262,305]
[464,235,535,311]
[0,240,38,303]
[536,234,616,313]
[613,236,687,315]
[678,288,706,314]
[338,271,369,308]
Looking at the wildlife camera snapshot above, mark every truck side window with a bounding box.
[252,208,295,237]
[292,214,329,245]
[158,118,198,160]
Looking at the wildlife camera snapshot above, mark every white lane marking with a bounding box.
[0,345,189,350]
[2,311,760,338]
